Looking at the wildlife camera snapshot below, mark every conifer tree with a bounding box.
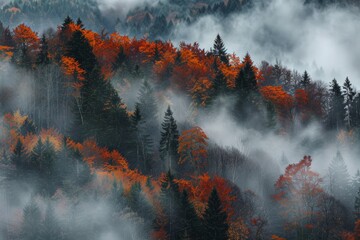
[203,188,229,240]
[159,106,179,172]
[343,77,356,129]
[131,104,154,173]
[21,199,42,240]
[210,59,228,103]
[36,35,50,65]
[137,80,159,134]
[156,171,182,240]
[300,71,311,89]
[179,190,202,240]
[40,203,62,240]
[327,79,345,130]
[213,34,229,65]
[355,188,360,220]
[11,139,27,171]
[328,151,350,203]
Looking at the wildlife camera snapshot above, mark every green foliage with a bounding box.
[159,106,180,172]
[202,188,229,240]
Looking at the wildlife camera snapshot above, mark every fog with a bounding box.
[172,0,360,88]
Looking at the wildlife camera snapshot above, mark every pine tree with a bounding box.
[137,80,159,134]
[343,77,356,129]
[234,54,259,121]
[1,149,9,165]
[327,79,345,130]
[109,180,124,212]
[300,71,311,89]
[21,199,42,240]
[352,170,360,198]
[112,45,127,71]
[66,30,97,75]
[159,106,180,172]
[131,104,154,173]
[40,203,62,240]
[328,151,351,204]
[203,188,229,240]
[11,139,27,171]
[36,35,50,65]
[355,188,360,220]
[213,34,229,65]
[155,171,182,240]
[179,190,202,240]
[210,59,228,103]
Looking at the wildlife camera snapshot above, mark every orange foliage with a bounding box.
[13,24,39,48]
[61,56,86,92]
[0,45,14,60]
[342,220,360,240]
[178,126,208,168]
[272,235,287,240]
[261,86,293,123]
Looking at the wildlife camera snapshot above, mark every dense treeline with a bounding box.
[0,17,360,239]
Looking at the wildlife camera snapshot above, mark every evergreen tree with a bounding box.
[203,188,229,240]
[21,199,42,240]
[40,203,62,240]
[19,117,36,136]
[112,45,127,71]
[36,35,50,65]
[131,104,154,173]
[327,79,345,130]
[137,80,159,135]
[352,170,360,198]
[1,149,9,165]
[355,188,360,220]
[66,30,97,75]
[179,190,202,240]
[159,106,180,172]
[109,180,124,212]
[155,171,182,240]
[342,77,356,129]
[328,151,351,204]
[300,71,311,89]
[61,16,74,30]
[11,139,27,171]
[210,59,229,103]
[234,54,259,121]
[213,34,229,65]
[0,27,15,47]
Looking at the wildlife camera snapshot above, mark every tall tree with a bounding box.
[21,199,42,240]
[300,71,311,89]
[342,77,356,129]
[36,34,50,65]
[328,151,351,204]
[131,104,154,173]
[327,79,345,130]
[355,188,360,220]
[11,139,27,171]
[40,203,62,240]
[203,188,229,240]
[179,190,202,239]
[213,34,229,65]
[159,106,180,172]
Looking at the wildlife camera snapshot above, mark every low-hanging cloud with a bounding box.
[172,0,360,88]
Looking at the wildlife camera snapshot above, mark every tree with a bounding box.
[154,171,182,240]
[355,188,360,220]
[178,126,208,173]
[213,34,229,65]
[203,188,229,240]
[40,203,62,240]
[21,199,42,240]
[300,71,311,89]
[159,106,180,172]
[179,190,202,240]
[11,139,27,171]
[131,104,154,173]
[209,60,229,103]
[36,34,50,65]
[327,79,344,130]
[234,53,260,122]
[328,151,351,204]
[343,77,356,129]
[274,156,323,239]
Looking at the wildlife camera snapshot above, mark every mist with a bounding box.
[172,0,360,88]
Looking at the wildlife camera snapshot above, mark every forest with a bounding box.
[0,9,360,240]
